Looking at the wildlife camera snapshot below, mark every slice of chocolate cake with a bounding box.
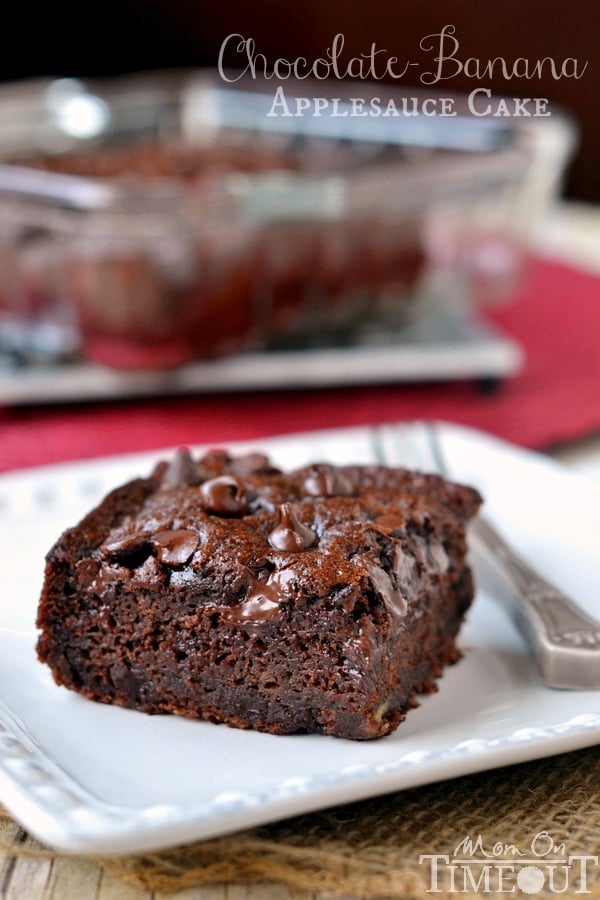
[36,449,481,740]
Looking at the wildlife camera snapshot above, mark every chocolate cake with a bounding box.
[36,449,481,740]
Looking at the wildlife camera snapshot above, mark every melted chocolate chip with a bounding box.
[302,464,353,498]
[199,475,247,516]
[365,561,407,617]
[235,593,280,623]
[229,569,298,624]
[392,544,419,592]
[161,448,200,489]
[229,452,273,476]
[430,542,449,574]
[268,503,316,552]
[353,554,407,617]
[79,561,125,592]
[99,534,150,567]
[152,529,199,566]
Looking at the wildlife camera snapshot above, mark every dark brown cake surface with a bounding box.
[36,449,481,740]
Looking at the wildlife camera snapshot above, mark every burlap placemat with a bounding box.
[1,745,599,898]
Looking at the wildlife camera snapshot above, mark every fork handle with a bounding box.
[470,516,600,689]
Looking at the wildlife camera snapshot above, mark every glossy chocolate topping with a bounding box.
[268,503,316,552]
[152,529,199,566]
[199,475,247,516]
[302,464,353,498]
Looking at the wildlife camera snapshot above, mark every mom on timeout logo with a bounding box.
[419,831,598,894]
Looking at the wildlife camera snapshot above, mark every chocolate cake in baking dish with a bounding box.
[36,448,481,740]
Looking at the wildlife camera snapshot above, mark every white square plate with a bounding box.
[0,423,598,854]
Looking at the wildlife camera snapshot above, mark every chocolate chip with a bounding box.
[100,534,150,566]
[161,448,201,489]
[152,529,199,566]
[362,558,407,617]
[268,503,316,552]
[226,569,298,624]
[302,465,353,498]
[199,475,247,516]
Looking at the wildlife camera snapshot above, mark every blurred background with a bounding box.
[0,0,598,466]
[1,0,597,200]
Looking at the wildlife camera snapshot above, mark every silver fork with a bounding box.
[374,420,600,690]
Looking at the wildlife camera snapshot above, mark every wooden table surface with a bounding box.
[0,854,314,900]
[0,857,312,900]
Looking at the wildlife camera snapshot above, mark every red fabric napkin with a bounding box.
[0,258,599,474]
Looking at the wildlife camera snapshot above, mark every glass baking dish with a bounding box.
[0,70,576,370]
